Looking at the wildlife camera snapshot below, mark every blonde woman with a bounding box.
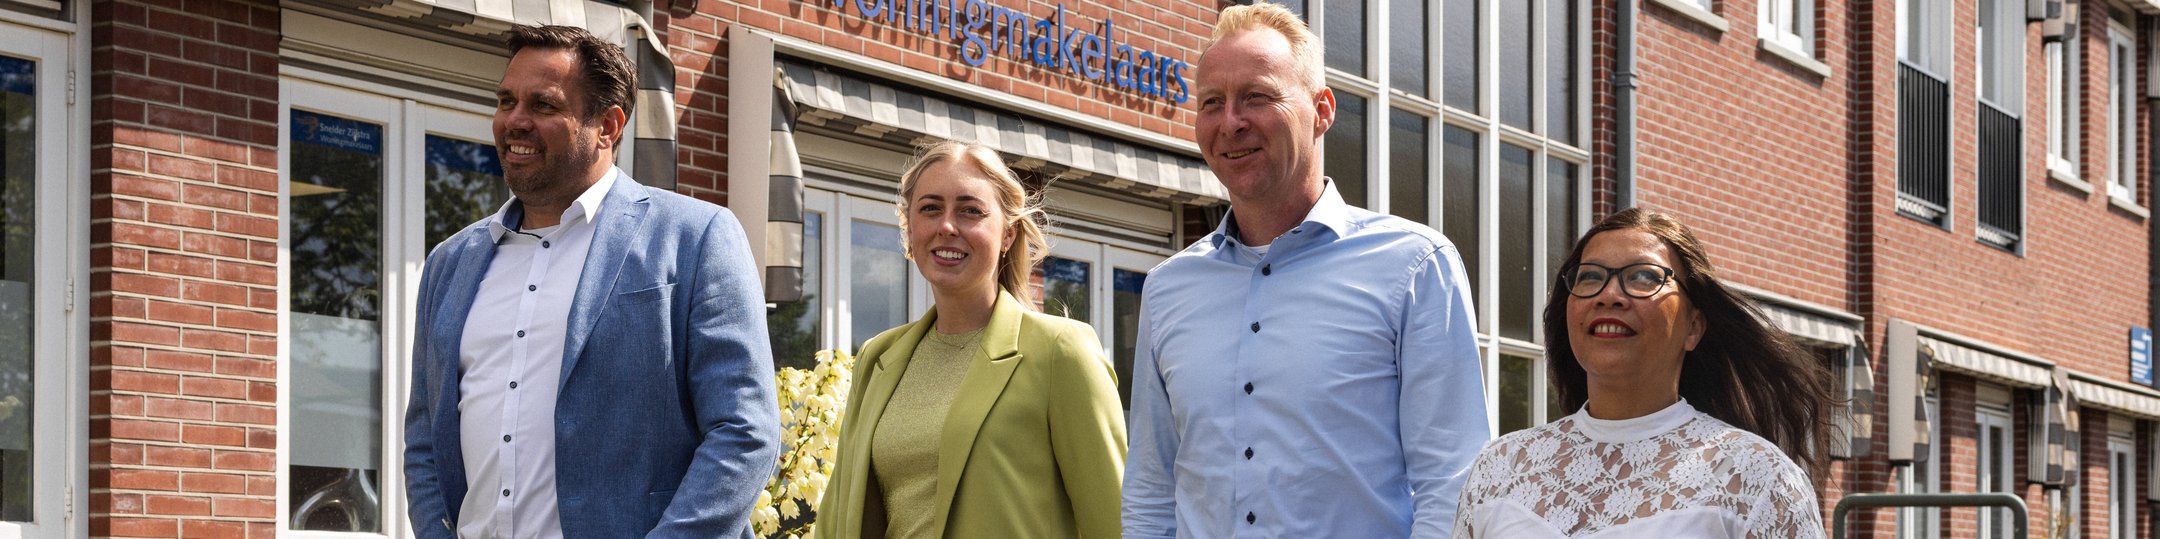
[815,142,1125,538]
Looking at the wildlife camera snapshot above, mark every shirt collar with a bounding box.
[485,166,623,242]
[1209,178,1354,248]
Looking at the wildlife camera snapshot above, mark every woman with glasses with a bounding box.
[1451,208,1833,538]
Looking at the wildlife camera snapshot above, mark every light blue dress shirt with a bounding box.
[1123,182,1490,539]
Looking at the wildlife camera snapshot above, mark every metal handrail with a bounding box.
[1831,493,2028,539]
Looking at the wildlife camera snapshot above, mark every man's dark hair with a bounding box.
[506,25,636,124]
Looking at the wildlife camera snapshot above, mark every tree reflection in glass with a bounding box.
[286,110,385,532]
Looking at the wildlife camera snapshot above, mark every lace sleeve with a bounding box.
[1743,453,1825,539]
[1451,440,1511,538]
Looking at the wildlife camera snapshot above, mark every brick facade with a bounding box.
[88,0,283,535]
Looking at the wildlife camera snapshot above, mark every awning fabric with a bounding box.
[777,60,1227,205]
[2067,374,2160,420]
[1917,334,2053,388]
[1756,304,1859,347]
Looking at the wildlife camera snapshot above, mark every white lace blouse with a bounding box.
[1451,400,1824,539]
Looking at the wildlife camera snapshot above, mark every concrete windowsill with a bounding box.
[2109,194,2150,219]
[1645,0,1730,33]
[2048,161,2092,194]
[1759,38,1832,78]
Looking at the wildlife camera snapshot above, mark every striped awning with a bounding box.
[1758,305,1860,347]
[777,60,1228,205]
[303,0,680,189]
[1917,334,2054,388]
[2067,373,2160,420]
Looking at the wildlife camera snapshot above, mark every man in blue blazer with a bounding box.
[402,25,778,538]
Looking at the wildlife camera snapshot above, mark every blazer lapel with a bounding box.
[558,176,650,388]
[927,291,1027,535]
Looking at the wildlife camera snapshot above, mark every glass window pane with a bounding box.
[1500,0,1533,129]
[287,110,386,532]
[1498,354,1533,434]
[1545,157,1577,315]
[1391,0,1429,95]
[0,54,34,523]
[1444,0,1479,111]
[850,220,909,353]
[1272,0,1306,19]
[1041,256,1091,321]
[1499,144,1533,340]
[771,212,824,370]
[1546,0,1576,142]
[1325,0,1366,76]
[1327,93,1370,207]
[1388,110,1430,224]
[1441,126,1479,311]
[1113,268,1146,409]
[423,135,507,254]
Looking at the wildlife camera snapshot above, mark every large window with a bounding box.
[1759,0,1815,58]
[281,76,506,535]
[1976,387,2014,539]
[1974,0,2023,249]
[2108,21,2139,205]
[0,22,74,536]
[1041,241,1165,409]
[1304,0,1585,434]
[2047,38,2080,180]
[1898,0,1952,225]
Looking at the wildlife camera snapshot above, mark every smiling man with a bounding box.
[1120,4,1488,538]
[402,25,777,539]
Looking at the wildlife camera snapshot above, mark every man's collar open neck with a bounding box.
[1224,178,1338,247]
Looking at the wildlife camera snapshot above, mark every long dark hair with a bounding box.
[1543,208,1836,469]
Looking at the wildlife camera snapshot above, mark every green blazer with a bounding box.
[814,290,1126,539]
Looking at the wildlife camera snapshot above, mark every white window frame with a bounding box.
[2109,432,2136,539]
[2048,39,2083,182]
[1900,392,1943,539]
[1759,0,1815,59]
[0,16,85,539]
[278,73,500,538]
[1976,386,2015,539]
[2109,21,2139,204]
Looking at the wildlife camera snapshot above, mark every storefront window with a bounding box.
[287,109,386,533]
[1112,269,1145,409]
[1042,256,1091,321]
[850,221,908,353]
[422,135,508,253]
[0,52,34,523]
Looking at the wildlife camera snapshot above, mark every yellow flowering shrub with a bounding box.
[754,348,856,539]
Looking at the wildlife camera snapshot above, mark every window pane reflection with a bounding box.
[1388,110,1429,224]
[1443,0,1479,111]
[1499,144,1533,340]
[1041,256,1091,321]
[1325,0,1366,76]
[1113,269,1145,409]
[1499,0,1532,129]
[1441,127,1479,312]
[423,135,507,254]
[1391,0,1428,95]
[0,54,35,523]
[1546,0,1576,142]
[1327,93,1369,208]
[850,221,909,353]
[772,212,823,370]
[1499,354,1533,434]
[287,110,385,532]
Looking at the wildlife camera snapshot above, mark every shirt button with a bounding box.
[503,435,512,442]
[517,330,526,338]
[1244,383,1253,394]
[509,381,518,389]
[528,285,537,292]
[1261,264,1271,276]
[1250,322,1260,333]
[542,241,551,248]
[1247,512,1256,524]
[1244,447,1253,459]
[502,489,511,497]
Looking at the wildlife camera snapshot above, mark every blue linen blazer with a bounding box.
[402,174,779,538]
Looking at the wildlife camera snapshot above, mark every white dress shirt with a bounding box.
[455,169,619,539]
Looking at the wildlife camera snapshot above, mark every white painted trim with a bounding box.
[1759,37,1832,77]
[747,27,1201,157]
[0,22,81,537]
[1646,0,1730,33]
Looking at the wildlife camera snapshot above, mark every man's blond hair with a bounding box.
[1208,3,1325,91]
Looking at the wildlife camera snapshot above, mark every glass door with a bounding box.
[0,21,75,538]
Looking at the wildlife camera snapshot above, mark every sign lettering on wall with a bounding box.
[818,0,1193,104]
[2133,326,2152,386]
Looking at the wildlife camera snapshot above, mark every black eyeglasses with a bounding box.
[1563,262,1676,299]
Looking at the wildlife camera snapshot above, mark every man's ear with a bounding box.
[1311,87,1336,137]
[599,104,628,149]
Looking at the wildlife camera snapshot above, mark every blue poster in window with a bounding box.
[290,110,382,155]
[2132,327,2152,387]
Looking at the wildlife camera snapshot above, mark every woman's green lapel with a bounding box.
[926,289,1027,535]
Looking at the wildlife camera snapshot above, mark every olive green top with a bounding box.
[870,327,983,539]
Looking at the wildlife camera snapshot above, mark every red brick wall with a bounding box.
[661,0,1214,204]
[88,0,282,536]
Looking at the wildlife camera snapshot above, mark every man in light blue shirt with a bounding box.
[1121,4,1489,538]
